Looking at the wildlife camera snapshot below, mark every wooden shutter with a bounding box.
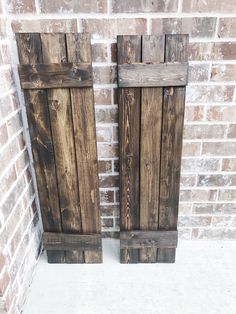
[118,34,189,263]
[16,33,102,264]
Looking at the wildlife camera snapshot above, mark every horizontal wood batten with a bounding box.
[118,62,188,87]
[18,62,92,89]
[120,230,178,249]
[43,232,102,251]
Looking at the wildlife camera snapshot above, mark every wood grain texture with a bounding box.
[120,230,178,249]
[157,34,189,263]
[66,33,102,263]
[41,33,83,263]
[139,35,164,263]
[118,62,188,87]
[18,62,92,89]
[118,35,141,263]
[15,33,64,263]
[43,232,102,251]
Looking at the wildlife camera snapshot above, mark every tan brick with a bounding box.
[6,111,22,138]
[0,42,10,64]
[98,160,112,174]
[180,189,217,202]
[214,203,236,214]
[0,67,13,93]
[227,124,236,139]
[218,18,236,38]
[183,124,225,140]
[92,44,108,63]
[6,0,36,13]
[97,143,118,158]
[96,126,112,142]
[188,42,236,61]
[218,189,236,201]
[0,252,9,274]
[100,190,114,203]
[192,203,214,214]
[184,106,204,122]
[179,215,211,227]
[82,18,147,39]
[15,150,29,175]
[0,165,17,200]
[202,142,236,156]
[99,175,119,188]
[212,216,232,227]
[198,174,236,187]
[94,89,112,105]
[181,158,220,173]
[188,64,209,82]
[0,123,8,147]
[222,158,236,171]
[0,269,10,296]
[207,106,236,122]
[40,0,107,13]
[95,107,118,123]
[152,18,216,38]
[112,0,178,13]
[192,228,236,240]
[0,135,21,177]
[182,0,236,13]
[0,18,7,38]
[93,66,116,84]
[178,228,192,240]
[179,203,192,215]
[180,174,196,187]
[182,142,201,157]
[11,19,77,33]
[211,64,236,81]
[186,85,234,103]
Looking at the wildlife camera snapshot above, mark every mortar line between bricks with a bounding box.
[0,161,29,208]
[0,107,21,127]
[0,127,24,155]
[214,17,220,41]
[0,86,16,99]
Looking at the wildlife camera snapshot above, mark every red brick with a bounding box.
[0,67,13,93]
[182,0,236,13]
[99,175,119,188]
[0,18,7,37]
[182,142,201,157]
[0,123,8,147]
[95,107,118,123]
[192,203,214,214]
[82,18,147,39]
[15,150,29,175]
[94,89,112,105]
[179,216,211,227]
[188,64,209,82]
[181,158,220,173]
[218,189,236,201]
[184,106,204,122]
[93,66,116,84]
[112,0,178,13]
[227,124,236,139]
[6,111,23,138]
[0,135,21,177]
[0,42,10,64]
[198,174,236,187]
[202,142,236,156]
[0,269,10,296]
[40,0,107,13]
[180,189,217,202]
[179,203,192,215]
[11,19,77,33]
[92,44,108,63]
[188,42,236,61]
[207,106,236,122]
[212,216,232,227]
[180,174,196,187]
[0,165,17,200]
[6,0,36,13]
[0,252,9,274]
[98,160,112,174]
[211,64,236,81]
[218,18,236,38]
[152,18,216,38]
[183,124,225,140]
[186,85,234,103]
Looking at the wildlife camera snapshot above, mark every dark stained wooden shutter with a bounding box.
[118,34,189,263]
[16,33,102,264]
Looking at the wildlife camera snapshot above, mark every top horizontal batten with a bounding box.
[18,62,93,89]
[118,62,188,87]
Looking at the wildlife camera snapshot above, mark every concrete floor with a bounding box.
[23,239,236,314]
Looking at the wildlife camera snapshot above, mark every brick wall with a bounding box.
[0,1,42,313]
[1,0,236,311]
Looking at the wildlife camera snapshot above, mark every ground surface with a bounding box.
[23,239,236,314]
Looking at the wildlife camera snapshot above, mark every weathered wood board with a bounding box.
[118,34,188,263]
[16,33,102,264]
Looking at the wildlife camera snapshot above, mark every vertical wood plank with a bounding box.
[139,35,164,263]
[157,34,189,263]
[66,33,102,263]
[15,33,64,263]
[118,35,141,263]
[41,33,83,263]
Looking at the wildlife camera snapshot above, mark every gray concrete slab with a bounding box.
[23,239,236,314]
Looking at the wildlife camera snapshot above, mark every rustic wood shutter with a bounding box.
[16,33,102,264]
[118,34,189,263]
